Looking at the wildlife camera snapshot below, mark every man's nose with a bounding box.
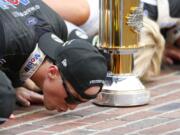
[68,104,78,110]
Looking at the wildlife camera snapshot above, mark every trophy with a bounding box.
[94,0,150,106]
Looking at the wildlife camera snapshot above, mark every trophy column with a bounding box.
[94,0,150,106]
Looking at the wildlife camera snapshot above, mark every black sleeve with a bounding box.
[36,0,68,42]
[0,20,5,58]
[2,68,24,88]
[169,0,180,18]
[53,14,68,42]
[143,3,158,21]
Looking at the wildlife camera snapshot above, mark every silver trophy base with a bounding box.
[93,74,150,106]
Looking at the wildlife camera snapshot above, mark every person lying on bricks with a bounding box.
[0,0,107,124]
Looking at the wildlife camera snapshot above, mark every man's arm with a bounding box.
[42,0,90,26]
[16,86,43,107]
[0,68,43,107]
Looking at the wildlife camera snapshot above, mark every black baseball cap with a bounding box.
[38,33,107,99]
[0,71,15,124]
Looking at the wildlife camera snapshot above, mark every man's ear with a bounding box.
[47,65,60,79]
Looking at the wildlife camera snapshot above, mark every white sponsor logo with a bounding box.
[90,80,105,84]
[12,5,40,17]
[75,30,88,39]
[51,34,63,43]
[61,59,67,67]
[0,59,6,65]
[62,39,75,47]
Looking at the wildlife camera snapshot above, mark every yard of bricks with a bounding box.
[0,66,180,135]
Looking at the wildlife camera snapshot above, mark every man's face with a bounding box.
[42,66,100,112]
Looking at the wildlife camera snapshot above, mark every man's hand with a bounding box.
[23,79,41,92]
[163,45,180,65]
[16,87,44,107]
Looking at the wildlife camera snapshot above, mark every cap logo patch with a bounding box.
[61,59,67,67]
[51,34,63,43]
[90,80,105,84]
[75,30,88,39]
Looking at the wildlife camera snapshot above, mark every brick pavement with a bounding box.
[0,66,180,135]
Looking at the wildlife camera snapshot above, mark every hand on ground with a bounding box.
[16,87,44,107]
[23,79,41,92]
[163,45,180,65]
